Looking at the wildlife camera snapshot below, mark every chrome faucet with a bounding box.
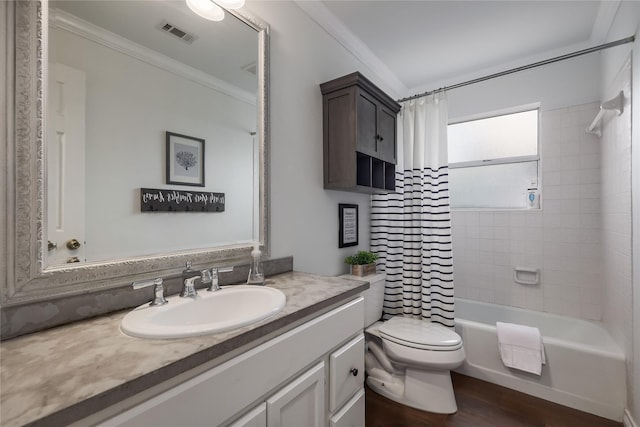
[181,261,202,298]
[180,261,234,295]
[206,266,234,292]
[181,276,200,298]
[132,278,168,306]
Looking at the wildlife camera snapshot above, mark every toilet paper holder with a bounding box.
[513,267,539,285]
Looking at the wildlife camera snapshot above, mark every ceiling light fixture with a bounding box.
[214,0,245,10]
[186,0,225,21]
[185,0,245,22]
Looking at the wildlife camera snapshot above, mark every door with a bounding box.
[47,63,86,265]
[329,334,365,412]
[266,362,325,427]
[377,105,396,164]
[356,90,378,157]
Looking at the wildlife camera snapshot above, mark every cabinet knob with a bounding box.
[350,368,358,377]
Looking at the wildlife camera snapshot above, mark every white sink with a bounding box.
[121,285,286,339]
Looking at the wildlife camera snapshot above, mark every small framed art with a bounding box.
[166,131,205,187]
[339,203,359,248]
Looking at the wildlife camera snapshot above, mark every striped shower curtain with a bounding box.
[371,93,455,328]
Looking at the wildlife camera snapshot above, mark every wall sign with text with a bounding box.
[140,188,225,212]
[339,203,358,248]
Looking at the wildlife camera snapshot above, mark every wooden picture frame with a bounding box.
[166,131,205,187]
[339,204,358,248]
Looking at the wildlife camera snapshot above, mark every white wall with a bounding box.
[243,0,640,422]
[447,3,640,421]
[448,53,601,121]
[445,14,639,420]
[447,55,604,318]
[245,2,398,275]
[51,27,256,261]
[451,102,604,319]
[600,57,633,422]
[600,1,640,423]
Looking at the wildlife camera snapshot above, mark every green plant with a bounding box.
[344,250,379,265]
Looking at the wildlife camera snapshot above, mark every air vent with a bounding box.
[241,61,257,76]
[157,20,198,44]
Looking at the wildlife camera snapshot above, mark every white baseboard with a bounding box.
[624,409,638,427]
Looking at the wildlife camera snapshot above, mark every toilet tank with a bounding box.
[358,273,386,327]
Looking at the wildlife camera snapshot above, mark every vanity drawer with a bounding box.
[329,333,365,412]
[330,388,365,427]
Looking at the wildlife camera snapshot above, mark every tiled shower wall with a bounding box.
[451,102,604,320]
[601,62,632,353]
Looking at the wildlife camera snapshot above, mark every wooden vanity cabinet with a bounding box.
[321,72,401,193]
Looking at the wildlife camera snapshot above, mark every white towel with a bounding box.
[496,322,546,375]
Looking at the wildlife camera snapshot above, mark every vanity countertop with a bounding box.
[0,271,369,427]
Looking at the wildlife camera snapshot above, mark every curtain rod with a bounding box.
[397,35,635,103]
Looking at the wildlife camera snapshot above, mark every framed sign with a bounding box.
[166,131,205,187]
[140,188,225,212]
[339,204,358,248]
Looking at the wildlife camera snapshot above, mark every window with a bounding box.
[448,107,539,209]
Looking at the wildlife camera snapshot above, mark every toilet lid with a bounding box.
[379,316,462,351]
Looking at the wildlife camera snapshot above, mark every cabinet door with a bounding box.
[266,362,325,427]
[329,389,365,427]
[325,88,357,189]
[356,90,378,158]
[377,104,397,164]
[228,403,267,427]
[329,334,365,412]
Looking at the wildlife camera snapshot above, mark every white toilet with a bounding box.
[361,273,465,414]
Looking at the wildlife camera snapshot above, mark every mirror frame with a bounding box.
[1,0,270,306]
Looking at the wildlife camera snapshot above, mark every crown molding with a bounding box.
[295,1,407,98]
[50,8,256,106]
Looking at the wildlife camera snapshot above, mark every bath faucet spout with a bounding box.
[181,276,200,298]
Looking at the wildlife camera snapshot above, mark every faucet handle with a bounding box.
[207,266,234,292]
[132,278,168,306]
[200,269,213,284]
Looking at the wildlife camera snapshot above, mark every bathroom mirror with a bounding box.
[1,0,270,305]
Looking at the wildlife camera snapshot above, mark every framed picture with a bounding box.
[166,131,205,187]
[339,204,358,248]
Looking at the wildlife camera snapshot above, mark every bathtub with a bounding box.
[454,298,626,421]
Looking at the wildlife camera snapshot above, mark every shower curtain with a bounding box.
[371,93,455,328]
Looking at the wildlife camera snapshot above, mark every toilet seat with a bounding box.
[379,316,462,351]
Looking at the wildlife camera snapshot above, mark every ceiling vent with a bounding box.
[157,21,197,44]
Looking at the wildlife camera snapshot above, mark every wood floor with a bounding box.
[365,372,622,427]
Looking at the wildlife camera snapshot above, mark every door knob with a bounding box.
[350,368,358,377]
[66,239,81,250]
[67,256,80,263]
[48,240,57,251]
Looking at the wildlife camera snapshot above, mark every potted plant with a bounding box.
[344,250,379,277]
